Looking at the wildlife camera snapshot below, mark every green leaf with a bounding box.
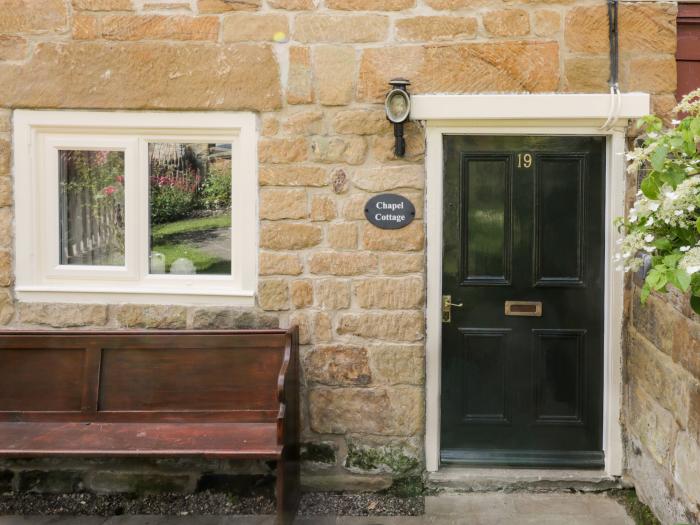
[660,164,686,189]
[675,269,692,292]
[654,238,673,251]
[640,284,651,304]
[663,253,682,268]
[641,176,661,200]
[650,145,668,172]
[691,294,700,315]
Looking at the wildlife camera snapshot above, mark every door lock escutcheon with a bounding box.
[442,295,463,323]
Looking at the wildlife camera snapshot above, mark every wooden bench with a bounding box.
[0,328,300,524]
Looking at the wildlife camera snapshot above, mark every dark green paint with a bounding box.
[441,135,606,468]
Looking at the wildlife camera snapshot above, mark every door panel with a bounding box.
[441,135,605,468]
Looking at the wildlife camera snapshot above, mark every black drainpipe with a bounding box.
[607,0,620,90]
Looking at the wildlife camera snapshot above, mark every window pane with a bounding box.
[59,150,125,266]
[149,143,232,275]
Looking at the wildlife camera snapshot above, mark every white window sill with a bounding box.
[15,286,255,306]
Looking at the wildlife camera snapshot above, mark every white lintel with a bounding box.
[410,93,650,121]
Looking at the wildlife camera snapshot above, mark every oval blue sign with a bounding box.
[364,193,416,230]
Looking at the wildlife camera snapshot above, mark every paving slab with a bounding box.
[0,492,635,525]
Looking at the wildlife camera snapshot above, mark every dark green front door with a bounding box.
[441,135,605,468]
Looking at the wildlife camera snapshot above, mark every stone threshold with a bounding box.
[428,467,632,493]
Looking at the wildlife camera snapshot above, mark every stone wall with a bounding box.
[0,0,681,494]
[624,283,700,525]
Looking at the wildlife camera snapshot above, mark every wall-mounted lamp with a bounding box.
[385,78,411,157]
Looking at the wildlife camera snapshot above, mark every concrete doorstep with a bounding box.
[0,492,635,525]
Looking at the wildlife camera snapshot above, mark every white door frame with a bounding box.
[415,93,650,476]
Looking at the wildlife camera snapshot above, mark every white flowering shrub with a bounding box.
[616,88,700,314]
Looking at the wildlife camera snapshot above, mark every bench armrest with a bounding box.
[276,326,299,448]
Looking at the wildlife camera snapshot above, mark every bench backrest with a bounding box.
[0,330,294,423]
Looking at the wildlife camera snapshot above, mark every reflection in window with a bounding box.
[59,150,125,266]
[148,143,232,275]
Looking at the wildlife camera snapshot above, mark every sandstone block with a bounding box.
[314,46,355,106]
[0,139,9,176]
[565,4,676,54]
[342,193,370,220]
[333,109,390,135]
[291,279,313,308]
[18,303,107,327]
[628,384,677,465]
[313,311,333,342]
[0,0,68,33]
[0,209,12,249]
[353,165,424,192]
[0,113,11,133]
[198,0,260,12]
[258,137,308,164]
[381,253,423,275]
[0,178,12,208]
[534,10,560,37]
[101,15,218,40]
[325,0,412,10]
[673,316,700,382]
[316,279,351,309]
[564,57,609,93]
[0,289,13,325]
[483,9,529,37]
[354,277,424,309]
[114,304,187,328]
[310,195,336,221]
[308,386,423,435]
[0,251,11,287]
[304,345,371,386]
[337,312,424,342]
[283,110,324,136]
[259,251,303,275]
[395,16,477,42]
[268,0,314,9]
[287,46,314,105]
[72,15,99,40]
[673,431,700,505]
[328,223,358,250]
[258,279,289,311]
[623,57,677,94]
[191,307,278,329]
[0,36,29,60]
[631,290,676,357]
[260,223,322,249]
[222,13,288,42]
[357,42,559,103]
[628,329,691,426]
[311,136,366,165]
[309,251,377,276]
[295,14,388,43]
[331,168,349,194]
[260,188,307,220]
[261,115,279,136]
[290,311,311,344]
[422,0,492,9]
[72,0,133,10]
[362,221,424,251]
[368,344,424,385]
[0,42,281,111]
[259,166,328,187]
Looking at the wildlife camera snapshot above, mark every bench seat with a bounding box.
[0,422,282,459]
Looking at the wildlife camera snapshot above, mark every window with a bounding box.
[13,111,257,304]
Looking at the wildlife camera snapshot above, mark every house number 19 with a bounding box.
[517,153,533,168]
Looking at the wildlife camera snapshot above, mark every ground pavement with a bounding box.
[0,493,634,525]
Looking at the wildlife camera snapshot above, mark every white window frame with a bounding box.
[13,110,257,305]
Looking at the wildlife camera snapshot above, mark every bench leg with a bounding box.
[276,447,300,525]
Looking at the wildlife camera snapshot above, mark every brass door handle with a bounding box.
[442,295,463,323]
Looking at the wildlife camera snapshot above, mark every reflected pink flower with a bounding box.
[95,151,109,166]
[115,175,124,184]
[103,186,116,196]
